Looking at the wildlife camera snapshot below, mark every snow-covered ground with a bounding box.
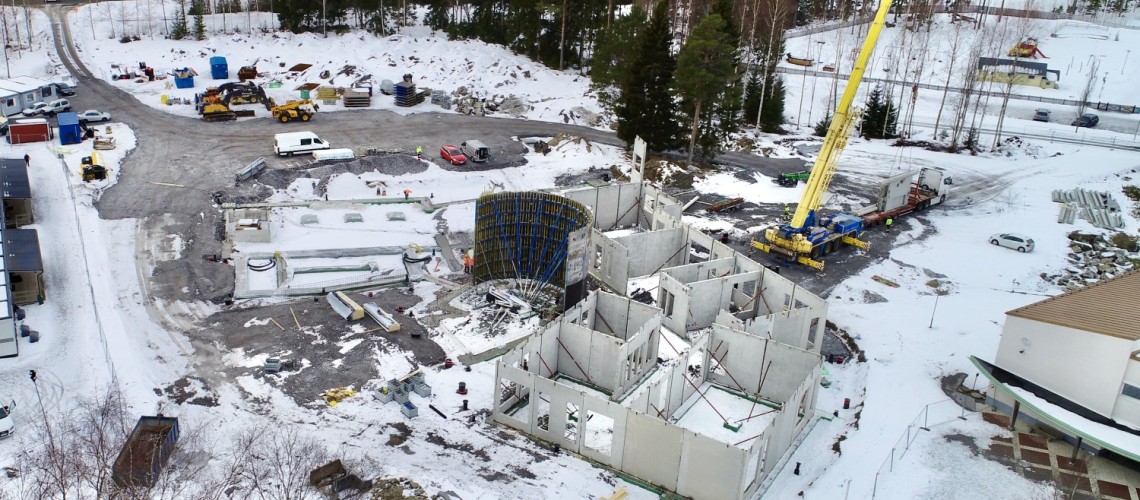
[70,3,605,127]
[2,3,1139,499]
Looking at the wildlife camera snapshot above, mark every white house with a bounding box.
[974,269,1140,461]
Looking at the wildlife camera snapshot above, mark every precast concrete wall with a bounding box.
[589,229,629,294]
[675,430,748,500]
[563,183,643,231]
[761,363,822,477]
[614,228,687,278]
[620,413,685,490]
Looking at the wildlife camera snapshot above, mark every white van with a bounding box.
[460,140,489,163]
[274,131,330,156]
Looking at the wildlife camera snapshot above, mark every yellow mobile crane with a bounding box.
[751,0,893,271]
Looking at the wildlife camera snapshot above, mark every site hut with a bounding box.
[0,76,53,116]
[0,158,34,228]
[0,196,42,358]
[973,269,1140,463]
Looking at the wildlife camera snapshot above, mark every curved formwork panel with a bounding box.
[474,192,593,309]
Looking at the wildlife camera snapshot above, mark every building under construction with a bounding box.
[490,159,827,500]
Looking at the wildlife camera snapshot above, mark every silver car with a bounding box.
[990,233,1034,253]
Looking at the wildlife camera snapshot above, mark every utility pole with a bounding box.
[321,0,326,37]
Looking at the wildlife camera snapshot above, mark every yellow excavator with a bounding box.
[270,99,317,123]
[751,0,893,271]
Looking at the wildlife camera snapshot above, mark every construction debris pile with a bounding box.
[1040,231,1139,290]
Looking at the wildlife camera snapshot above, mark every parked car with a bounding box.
[57,84,76,96]
[76,109,112,123]
[990,233,1035,253]
[0,400,14,439]
[43,99,71,116]
[1071,113,1099,128]
[20,102,49,116]
[1032,109,1051,122]
[440,145,467,165]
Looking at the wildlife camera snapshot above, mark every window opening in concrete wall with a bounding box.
[808,318,820,350]
[686,349,704,382]
[783,294,791,310]
[565,403,580,441]
[742,280,756,296]
[689,242,710,263]
[1123,383,1140,400]
[583,411,616,456]
[498,378,529,426]
[797,391,809,422]
[742,442,763,492]
[536,392,552,431]
[594,244,603,269]
[664,291,675,317]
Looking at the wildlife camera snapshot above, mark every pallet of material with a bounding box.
[343,90,371,107]
[316,86,339,100]
[327,291,364,321]
[93,136,117,150]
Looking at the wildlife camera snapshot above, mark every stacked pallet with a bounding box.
[315,86,339,106]
[343,90,371,107]
[394,81,424,107]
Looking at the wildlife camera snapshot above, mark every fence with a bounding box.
[786,3,1140,39]
[774,66,1140,116]
[871,398,969,499]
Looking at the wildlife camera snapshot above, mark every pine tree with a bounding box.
[709,0,744,149]
[616,0,679,152]
[170,0,188,40]
[742,72,762,126]
[674,14,735,162]
[860,84,898,139]
[425,0,448,31]
[193,0,206,41]
[814,114,832,137]
[759,75,786,133]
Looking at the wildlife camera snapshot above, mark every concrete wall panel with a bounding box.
[590,230,630,295]
[616,228,686,278]
[619,413,684,491]
[676,431,747,500]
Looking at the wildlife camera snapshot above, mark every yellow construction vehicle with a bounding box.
[271,99,317,123]
[751,0,893,271]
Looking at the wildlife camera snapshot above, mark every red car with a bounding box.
[440,145,467,165]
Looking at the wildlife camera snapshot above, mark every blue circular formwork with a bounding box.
[473,192,593,310]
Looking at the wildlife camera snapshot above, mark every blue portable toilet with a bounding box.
[172,68,196,89]
[210,57,228,79]
[56,112,82,145]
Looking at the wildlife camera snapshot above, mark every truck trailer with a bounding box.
[856,167,952,226]
[112,416,180,488]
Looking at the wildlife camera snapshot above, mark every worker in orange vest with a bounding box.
[462,254,473,274]
[404,188,412,200]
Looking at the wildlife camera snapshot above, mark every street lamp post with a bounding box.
[1124,50,1131,76]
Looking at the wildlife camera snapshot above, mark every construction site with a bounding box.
[5,0,1140,498]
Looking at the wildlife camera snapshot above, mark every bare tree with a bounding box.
[243,427,331,500]
[933,19,969,138]
[1077,57,1100,118]
[991,0,1039,148]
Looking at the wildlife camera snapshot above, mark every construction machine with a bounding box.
[750,0,894,271]
[271,99,317,123]
[197,83,269,121]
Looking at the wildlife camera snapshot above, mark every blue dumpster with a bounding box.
[57,112,82,145]
[210,57,228,79]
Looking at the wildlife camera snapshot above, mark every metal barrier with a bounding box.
[871,399,968,498]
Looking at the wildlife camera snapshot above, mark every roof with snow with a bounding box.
[1006,269,1140,341]
[0,159,30,200]
[973,356,1140,462]
[0,76,50,95]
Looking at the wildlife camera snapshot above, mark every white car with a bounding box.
[77,109,112,123]
[989,233,1035,253]
[21,102,49,116]
[0,400,14,439]
[44,98,71,115]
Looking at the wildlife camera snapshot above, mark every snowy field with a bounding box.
[69,3,606,127]
[0,2,1138,499]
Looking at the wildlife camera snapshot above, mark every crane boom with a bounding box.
[790,0,893,228]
